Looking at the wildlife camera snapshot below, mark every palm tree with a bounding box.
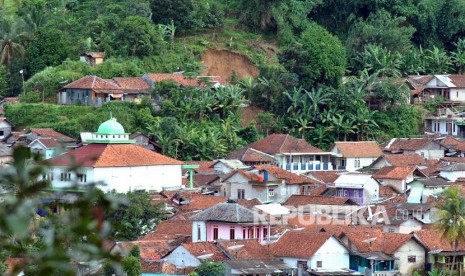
[435,187,465,276]
[0,18,28,64]
[425,46,452,75]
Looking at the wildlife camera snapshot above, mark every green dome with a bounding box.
[97,118,125,134]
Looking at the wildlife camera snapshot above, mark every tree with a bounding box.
[354,44,402,77]
[106,191,163,241]
[451,38,465,74]
[195,261,226,276]
[121,255,141,276]
[279,22,346,89]
[0,65,9,98]
[0,147,122,274]
[150,0,194,31]
[435,187,465,276]
[0,18,27,65]
[424,46,452,74]
[116,16,165,57]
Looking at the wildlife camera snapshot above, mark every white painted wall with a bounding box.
[449,88,465,102]
[309,236,350,270]
[345,157,378,172]
[393,239,425,275]
[440,170,465,182]
[164,246,201,267]
[192,221,207,242]
[51,164,182,192]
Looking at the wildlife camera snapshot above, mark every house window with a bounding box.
[213,225,219,240]
[77,173,87,183]
[388,227,395,233]
[263,227,268,239]
[317,261,323,268]
[337,189,344,197]
[243,227,247,239]
[237,189,245,199]
[0,130,4,136]
[420,152,425,158]
[354,158,361,168]
[248,227,254,239]
[230,226,235,240]
[268,188,274,197]
[354,190,359,198]
[408,256,416,263]
[297,261,308,270]
[197,224,202,241]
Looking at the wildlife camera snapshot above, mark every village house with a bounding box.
[269,230,350,275]
[226,147,275,166]
[382,137,445,159]
[370,154,426,170]
[439,136,465,157]
[190,201,270,243]
[28,138,65,159]
[25,128,78,149]
[47,117,183,192]
[210,159,249,174]
[424,108,465,137]
[79,52,105,66]
[439,162,465,181]
[163,242,228,270]
[247,134,333,172]
[58,75,151,106]
[334,173,380,205]
[373,166,427,193]
[129,132,162,152]
[406,74,465,104]
[330,141,383,171]
[415,228,465,273]
[220,165,319,203]
[407,178,450,204]
[0,117,12,141]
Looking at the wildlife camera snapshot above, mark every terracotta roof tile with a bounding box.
[341,227,384,253]
[373,166,417,180]
[139,220,192,241]
[182,242,229,262]
[190,174,220,188]
[112,77,151,93]
[218,240,275,260]
[415,228,465,252]
[29,128,75,142]
[269,231,333,258]
[48,144,182,167]
[384,154,426,166]
[382,233,415,254]
[180,194,227,211]
[441,157,465,163]
[422,159,444,176]
[383,138,440,153]
[305,171,343,184]
[254,165,318,185]
[147,73,202,87]
[118,240,176,260]
[63,75,121,91]
[283,195,357,207]
[183,160,216,173]
[33,138,61,148]
[236,198,262,209]
[332,141,382,158]
[226,147,275,163]
[379,186,405,203]
[248,134,324,154]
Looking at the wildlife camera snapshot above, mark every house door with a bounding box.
[447,122,452,135]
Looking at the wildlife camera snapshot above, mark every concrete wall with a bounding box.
[440,170,465,182]
[51,164,182,192]
[205,222,266,243]
[309,236,350,270]
[192,221,207,242]
[164,246,200,267]
[393,239,425,275]
[345,157,378,172]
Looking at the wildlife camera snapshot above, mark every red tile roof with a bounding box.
[382,233,416,255]
[373,166,417,180]
[183,161,216,173]
[415,228,465,252]
[63,75,121,91]
[383,138,440,152]
[112,77,151,93]
[306,171,343,184]
[283,195,357,207]
[254,165,318,185]
[384,154,426,166]
[340,227,384,253]
[247,134,324,154]
[236,198,262,209]
[29,128,75,142]
[139,220,192,241]
[441,157,465,163]
[48,144,182,167]
[379,186,405,203]
[180,194,227,211]
[182,242,229,262]
[332,141,382,158]
[218,240,275,260]
[33,138,61,148]
[226,147,275,163]
[147,73,202,87]
[269,231,334,258]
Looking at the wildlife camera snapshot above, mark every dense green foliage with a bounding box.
[7,0,465,153]
[194,261,226,276]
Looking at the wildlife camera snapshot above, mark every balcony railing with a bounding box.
[277,162,333,172]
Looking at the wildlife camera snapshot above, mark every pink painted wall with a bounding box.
[205,223,267,243]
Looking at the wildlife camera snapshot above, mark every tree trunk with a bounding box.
[451,242,457,276]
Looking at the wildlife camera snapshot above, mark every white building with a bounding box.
[269,231,350,274]
[330,141,382,171]
[439,163,465,181]
[47,117,183,192]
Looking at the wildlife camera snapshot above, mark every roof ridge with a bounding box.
[278,134,289,153]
